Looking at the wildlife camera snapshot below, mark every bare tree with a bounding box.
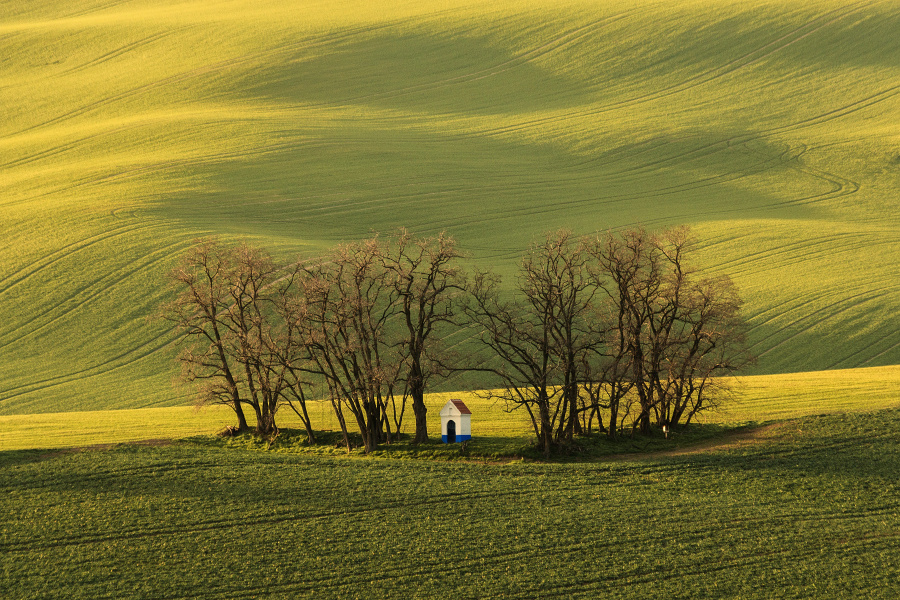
[465,267,561,456]
[589,227,752,435]
[465,230,604,455]
[522,230,604,443]
[220,244,283,436]
[162,240,251,432]
[658,273,752,427]
[269,267,317,443]
[298,238,403,454]
[383,229,466,444]
[162,240,317,438]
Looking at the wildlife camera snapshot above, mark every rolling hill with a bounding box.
[1,0,899,414]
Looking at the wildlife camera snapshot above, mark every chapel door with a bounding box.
[447,419,456,443]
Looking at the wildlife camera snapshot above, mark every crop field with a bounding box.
[1,408,899,599]
[3,2,899,596]
[1,0,899,414]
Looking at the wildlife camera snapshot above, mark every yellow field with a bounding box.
[2,365,899,451]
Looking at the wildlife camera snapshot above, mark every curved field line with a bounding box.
[0,238,192,347]
[491,132,796,201]
[590,139,844,216]
[0,221,163,297]
[523,134,847,215]
[60,0,129,20]
[0,488,524,553]
[593,1,871,110]
[0,328,179,404]
[1,21,398,139]
[729,236,883,278]
[752,288,893,358]
[567,134,789,183]
[475,1,874,139]
[209,538,611,599]
[711,232,870,274]
[0,122,139,170]
[0,137,303,211]
[826,326,900,370]
[744,289,836,333]
[859,330,900,366]
[406,151,801,230]
[762,83,900,138]
[274,137,804,230]
[583,83,893,209]
[51,29,179,79]
[185,499,889,600]
[741,269,892,336]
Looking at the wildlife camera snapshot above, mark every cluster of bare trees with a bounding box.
[162,231,464,454]
[467,227,752,455]
[162,227,751,455]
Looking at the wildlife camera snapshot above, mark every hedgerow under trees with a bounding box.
[162,227,752,455]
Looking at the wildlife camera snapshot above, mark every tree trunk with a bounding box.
[639,410,651,435]
[412,390,428,444]
[332,399,351,453]
[607,400,618,439]
[300,403,315,444]
[233,399,250,432]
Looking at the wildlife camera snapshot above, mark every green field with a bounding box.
[3,368,900,598]
[2,408,899,599]
[1,0,899,414]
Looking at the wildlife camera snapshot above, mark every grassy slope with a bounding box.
[1,0,899,413]
[2,409,899,599]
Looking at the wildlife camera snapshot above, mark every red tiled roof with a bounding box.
[450,399,471,414]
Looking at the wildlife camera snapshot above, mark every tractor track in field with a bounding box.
[0,136,302,211]
[6,1,881,237]
[716,232,880,278]
[53,29,182,78]
[0,328,178,405]
[751,287,894,361]
[14,422,897,600]
[319,135,803,230]
[2,20,398,138]
[61,0,130,20]
[0,125,136,170]
[475,0,878,140]
[830,327,900,370]
[0,238,191,349]
[443,4,890,220]
[0,221,163,297]
[0,487,526,554]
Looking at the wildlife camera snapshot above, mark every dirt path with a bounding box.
[601,422,786,462]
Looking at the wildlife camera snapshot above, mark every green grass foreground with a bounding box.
[2,409,899,599]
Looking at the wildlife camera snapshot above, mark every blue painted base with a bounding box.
[442,434,472,444]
